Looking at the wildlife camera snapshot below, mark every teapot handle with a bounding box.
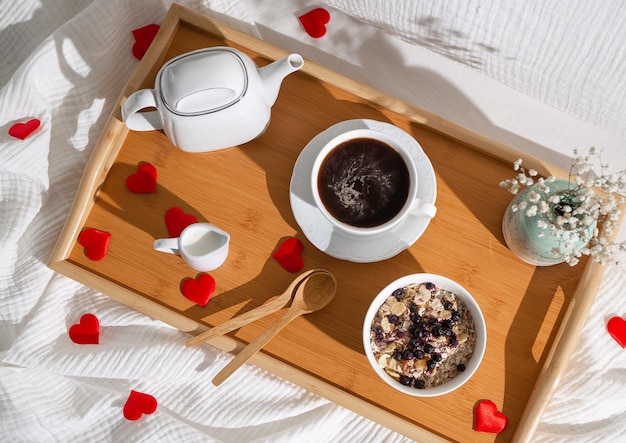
[122,89,163,131]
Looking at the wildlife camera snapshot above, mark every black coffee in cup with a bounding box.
[317,138,410,228]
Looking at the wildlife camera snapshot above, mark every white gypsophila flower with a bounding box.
[582,215,595,226]
[606,182,619,193]
[518,172,532,186]
[528,190,541,203]
[535,182,548,194]
[547,194,560,204]
[526,205,538,217]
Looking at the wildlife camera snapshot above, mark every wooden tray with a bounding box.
[49,4,618,442]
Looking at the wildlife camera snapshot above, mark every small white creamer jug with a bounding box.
[153,223,230,272]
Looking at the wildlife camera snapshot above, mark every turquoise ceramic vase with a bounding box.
[502,178,597,266]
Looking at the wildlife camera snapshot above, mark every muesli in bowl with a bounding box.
[363,274,486,397]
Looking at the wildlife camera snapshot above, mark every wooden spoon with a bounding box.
[212,270,337,386]
[186,269,322,347]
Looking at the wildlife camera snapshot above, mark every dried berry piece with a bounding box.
[392,288,404,300]
[399,375,412,386]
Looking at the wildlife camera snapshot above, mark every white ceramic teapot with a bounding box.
[122,47,304,152]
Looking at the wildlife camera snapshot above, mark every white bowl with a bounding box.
[363,273,486,397]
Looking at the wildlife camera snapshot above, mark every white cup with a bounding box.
[153,223,230,272]
[311,129,436,236]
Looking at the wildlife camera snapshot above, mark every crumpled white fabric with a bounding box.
[322,0,626,139]
[1,0,625,442]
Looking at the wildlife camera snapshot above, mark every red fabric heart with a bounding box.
[474,399,508,434]
[165,207,197,238]
[298,8,330,38]
[123,390,158,420]
[69,313,100,344]
[607,316,626,348]
[126,162,157,193]
[78,228,111,261]
[181,273,216,306]
[131,24,160,60]
[8,118,41,140]
[272,237,304,273]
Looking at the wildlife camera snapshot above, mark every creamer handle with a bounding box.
[153,238,179,254]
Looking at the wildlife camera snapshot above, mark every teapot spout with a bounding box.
[259,54,304,106]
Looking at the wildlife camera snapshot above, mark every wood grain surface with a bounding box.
[49,5,618,442]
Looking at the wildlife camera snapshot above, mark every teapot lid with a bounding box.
[159,48,247,115]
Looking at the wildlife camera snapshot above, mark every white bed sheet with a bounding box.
[1,1,625,442]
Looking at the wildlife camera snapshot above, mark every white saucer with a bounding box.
[289,119,437,263]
